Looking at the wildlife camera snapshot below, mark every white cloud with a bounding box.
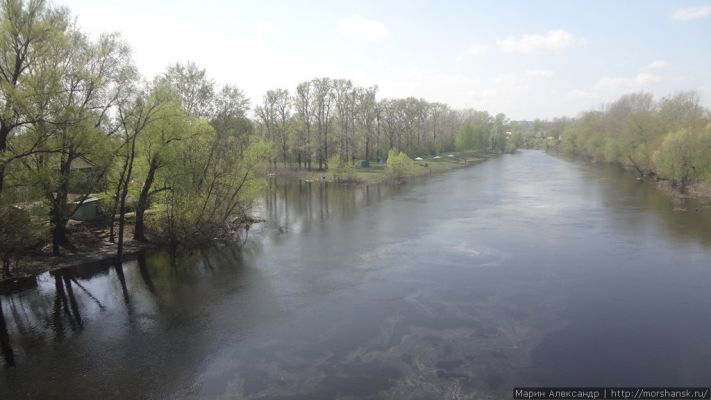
[525,69,554,78]
[569,67,663,101]
[456,44,487,61]
[595,72,661,91]
[672,6,711,21]
[497,29,586,54]
[338,14,390,41]
[646,60,668,70]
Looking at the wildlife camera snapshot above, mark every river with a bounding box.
[2,150,711,399]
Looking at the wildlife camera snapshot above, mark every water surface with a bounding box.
[2,150,711,399]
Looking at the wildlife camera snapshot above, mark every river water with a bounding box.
[2,150,711,399]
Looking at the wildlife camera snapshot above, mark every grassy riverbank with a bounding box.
[271,150,492,184]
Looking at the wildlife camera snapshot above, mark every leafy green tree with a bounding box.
[131,95,188,242]
[0,206,41,277]
[157,117,269,245]
[456,112,491,151]
[22,30,135,255]
[653,127,711,192]
[110,80,170,258]
[0,0,71,200]
[327,154,356,182]
[163,62,214,118]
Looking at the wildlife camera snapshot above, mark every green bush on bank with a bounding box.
[386,149,414,179]
[327,155,358,182]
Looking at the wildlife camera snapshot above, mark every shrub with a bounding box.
[328,154,357,182]
[0,207,43,277]
[386,149,413,179]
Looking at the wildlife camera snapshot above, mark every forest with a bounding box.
[0,0,521,276]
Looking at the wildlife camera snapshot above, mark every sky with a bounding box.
[59,0,711,120]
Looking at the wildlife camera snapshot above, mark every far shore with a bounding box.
[269,151,494,185]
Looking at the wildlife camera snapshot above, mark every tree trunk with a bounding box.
[50,198,76,256]
[134,157,158,242]
[110,154,130,243]
[51,220,74,256]
[0,164,5,202]
[117,136,137,261]
[0,123,10,198]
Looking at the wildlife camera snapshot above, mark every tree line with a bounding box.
[539,92,711,193]
[254,80,524,170]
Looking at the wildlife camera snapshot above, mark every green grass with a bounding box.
[272,151,489,184]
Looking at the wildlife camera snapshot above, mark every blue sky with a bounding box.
[60,0,711,120]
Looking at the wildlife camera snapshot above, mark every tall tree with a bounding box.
[312,78,334,169]
[293,80,314,169]
[163,62,214,118]
[24,31,135,255]
[0,0,70,200]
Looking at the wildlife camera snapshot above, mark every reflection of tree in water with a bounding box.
[70,277,106,311]
[595,164,711,248]
[114,263,130,305]
[51,271,84,340]
[137,251,156,294]
[0,296,15,366]
[0,269,112,367]
[267,180,395,233]
[1,232,254,370]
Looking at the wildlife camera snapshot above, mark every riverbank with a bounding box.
[0,214,263,285]
[547,149,711,204]
[655,180,711,205]
[270,150,492,184]
[0,219,153,285]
